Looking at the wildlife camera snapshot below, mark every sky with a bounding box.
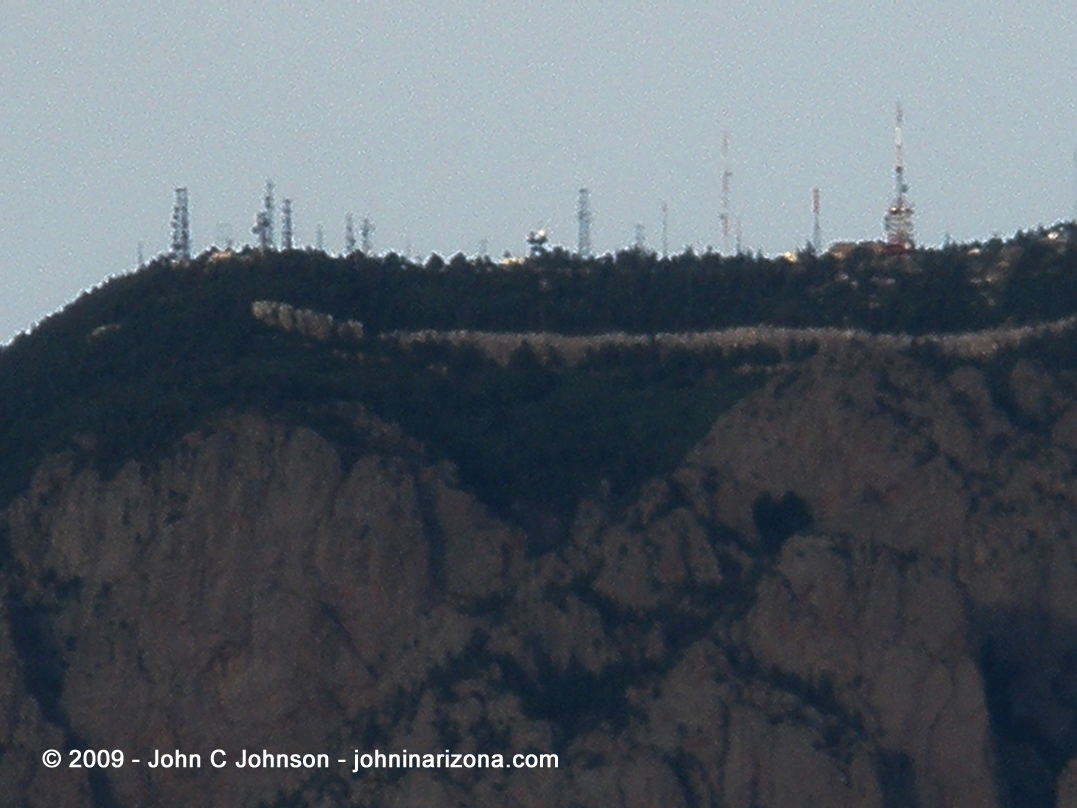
[2,0,1076,343]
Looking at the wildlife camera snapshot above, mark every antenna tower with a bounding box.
[281,199,294,250]
[1072,147,1077,221]
[812,187,822,252]
[633,223,646,251]
[661,201,669,258]
[316,224,325,252]
[577,188,592,257]
[721,131,733,254]
[171,187,191,260]
[263,180,275,249]
[344,213,356,254]
[883,102,914,252]
[360,217,375,254]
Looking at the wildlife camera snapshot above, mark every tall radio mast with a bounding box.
[661,200,669,258]
[884,102,914,252]
[171,187,190,261]
[1072,147,1077,221]
[577,188,592,258]
[281,198,293,250]
[721,131,733,255]
[812,187,822,253]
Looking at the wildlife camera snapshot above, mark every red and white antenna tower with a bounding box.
[884,101,914,252]
[721,131,733,254]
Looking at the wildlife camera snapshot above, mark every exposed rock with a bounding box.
[6,345,1077,805]
[252,300,365,341]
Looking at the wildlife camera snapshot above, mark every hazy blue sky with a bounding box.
[2,0,1076,342]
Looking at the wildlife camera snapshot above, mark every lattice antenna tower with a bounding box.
[883,102,914,251]
[721,131,733,255]
[171,187,191,260]
[316,224,325,252]
[344,213,356,255]
[360,217,375,254]
[577,188,593,258]
[281,199,294,250]
[263,180,275,249]
[812,187,822,252]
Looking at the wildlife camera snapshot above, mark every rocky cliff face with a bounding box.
[4,347,1077,807]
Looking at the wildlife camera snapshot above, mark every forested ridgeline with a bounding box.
[167,228,1077,335]
[2,228,1077,536]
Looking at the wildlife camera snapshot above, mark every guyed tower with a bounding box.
[884,102,914,252]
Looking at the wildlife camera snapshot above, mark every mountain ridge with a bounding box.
[4,238,1077,805]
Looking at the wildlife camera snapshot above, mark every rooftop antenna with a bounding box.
[812,187,822,252]
[661,201,669,258]
[577,188,592,257]
[170,187,190,260]
[281,199,294,250]
[883,101,914,252]
[721,131,733,255]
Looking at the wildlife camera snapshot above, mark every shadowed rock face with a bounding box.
[4,348,1077,806]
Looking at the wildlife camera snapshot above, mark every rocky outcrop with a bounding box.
[252,300,365,341]
[386,315,1077,366]
[5,347,1077,806]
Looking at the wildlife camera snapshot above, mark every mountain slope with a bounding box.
[4,341,1077,806]
[6,243,1077,806]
